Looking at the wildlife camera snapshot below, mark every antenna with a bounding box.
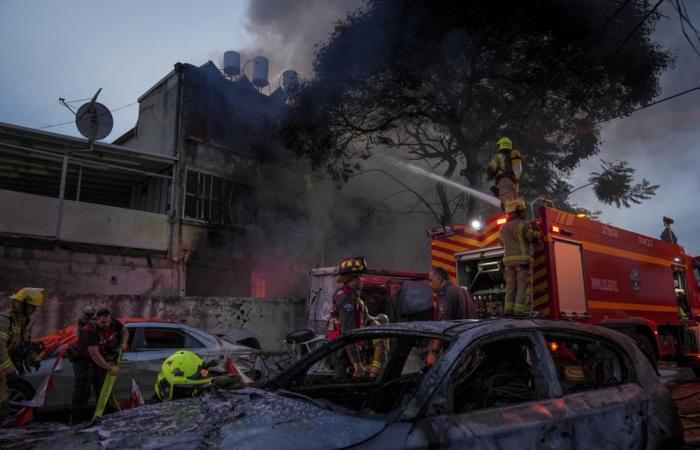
[59,88,113,151]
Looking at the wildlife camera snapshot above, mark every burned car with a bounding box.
[33,319,682,449]
[15,320,256,413]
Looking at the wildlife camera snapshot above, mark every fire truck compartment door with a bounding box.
[553,240,588,316]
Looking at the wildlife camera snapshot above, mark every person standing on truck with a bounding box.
[327,257,369,380]
[500,199,541,317]
[660,216,678,245]
[0,288,44,424]
[486,137,523,211]
[69,308,128,423]
[426,268,476,366]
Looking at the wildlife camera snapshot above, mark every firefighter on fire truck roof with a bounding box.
[487,137,523,211]
[499,200,541,317]
[660,216,678,245]
[327,257,369,380]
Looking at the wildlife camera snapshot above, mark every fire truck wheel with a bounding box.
[633,334,657,370]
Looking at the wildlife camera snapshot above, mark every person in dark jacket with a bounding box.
[660,216,678,245]
[69,308,128,423]
[426,267,476,366]
[327,257,369,380]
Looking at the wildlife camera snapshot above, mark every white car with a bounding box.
[12,320,256,413]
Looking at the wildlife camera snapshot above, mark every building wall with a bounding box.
[126,72,179,157]
[0,243,180,296]
[2,293,305,352]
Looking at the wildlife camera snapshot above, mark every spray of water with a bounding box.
[382,156,502,207]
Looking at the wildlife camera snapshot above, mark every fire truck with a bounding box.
[429,203,700,372]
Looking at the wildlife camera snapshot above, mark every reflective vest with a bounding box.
[327,286,365,341]
[487,149,522,182]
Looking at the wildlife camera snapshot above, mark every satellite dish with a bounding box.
[75,101,113,141]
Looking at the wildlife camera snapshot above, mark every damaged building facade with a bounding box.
[0,59,320,299]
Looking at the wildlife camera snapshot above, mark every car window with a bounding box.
[141,327,187,349]
[450,336,541,413]
[283,334,446,416]
[543,332,630,395]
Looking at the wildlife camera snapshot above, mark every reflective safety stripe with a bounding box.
[0,331,8,341]
[514,303,528,313]
[0,359,13,370]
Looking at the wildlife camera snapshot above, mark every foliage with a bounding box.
[589,160,659,208]
[281,0,671,224]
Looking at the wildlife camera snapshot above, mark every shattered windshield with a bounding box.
[278,333,447,417]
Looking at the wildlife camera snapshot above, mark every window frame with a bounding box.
[182,167,255,227]
[136,326,190,351]
[420,329,554,418]
[536,329,638,398]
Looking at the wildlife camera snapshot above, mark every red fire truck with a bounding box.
[429,203,700,372]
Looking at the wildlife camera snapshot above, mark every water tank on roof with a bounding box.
[281,70,300,93]
[224,51,241,76]
[252,56,269,88]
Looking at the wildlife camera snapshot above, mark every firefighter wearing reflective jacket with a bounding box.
[0,288,44,422]
[487,137,522,210]
[327,257,368,380]
[499,200,541,317]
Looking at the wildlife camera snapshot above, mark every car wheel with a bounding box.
[634,334,657,370]
[8,380,36,416]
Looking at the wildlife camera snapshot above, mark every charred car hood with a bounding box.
[37,388,387,450]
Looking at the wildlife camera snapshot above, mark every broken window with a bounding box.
[141,328,188,349]
[544,333,629,395]
[283,334,445,415]
[451,336,540,413]
[183,168,256,226]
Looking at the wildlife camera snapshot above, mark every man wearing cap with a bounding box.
[0,288,44,422]
[660,216,678,245]
[327,257,369,380]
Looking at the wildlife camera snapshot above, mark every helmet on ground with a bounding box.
[505,199,527,214]
[497,137,513,150]
[155,350,212,401]
[338,257,368,276]
[10,288,44,308]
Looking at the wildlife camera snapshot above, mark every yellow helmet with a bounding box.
[10,288,44,307]
[505,199,527,214]
[155,350,212,401]
[497,137,513,150]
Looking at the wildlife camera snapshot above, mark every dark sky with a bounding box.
[1,0,698,255]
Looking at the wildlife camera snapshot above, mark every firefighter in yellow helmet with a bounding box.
[499,200,541,316]
[155,350,213,401]
[0,288,44,422]
[327,257,369,380]
[487,137,523,211]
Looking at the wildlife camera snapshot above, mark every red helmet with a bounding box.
[338,256,368,275]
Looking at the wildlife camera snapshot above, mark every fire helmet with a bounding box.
[505,199,527,214]
[155,350,212,401]
[338,257,368,276]
[10,288,44,308]
[497,137,513,150]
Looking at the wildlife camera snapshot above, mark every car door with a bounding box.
[127,325,206,399]
[536,330,646,449]
[404,330,563,449]
[110,325,138,401]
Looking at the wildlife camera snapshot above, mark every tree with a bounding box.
[281,0,671,224]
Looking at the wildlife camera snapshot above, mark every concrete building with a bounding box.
[0,60,319,298]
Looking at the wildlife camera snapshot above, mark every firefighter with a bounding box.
[69,308,128,423]
[499,199,541,317]
[327,257,369,380]
[366,315,390,379]
[660,216,678,245]
[0,288,44,423]
[486,137,523,210]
